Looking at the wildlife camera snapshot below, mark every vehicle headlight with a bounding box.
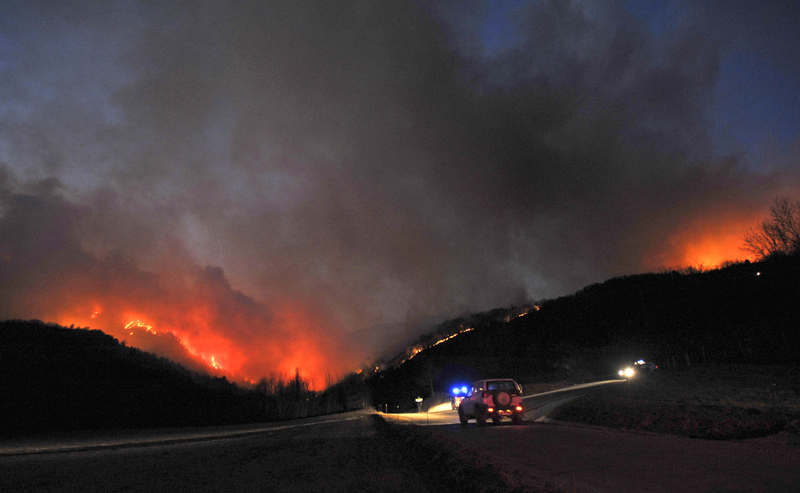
[623,367,635,378]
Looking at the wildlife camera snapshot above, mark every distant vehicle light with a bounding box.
[515,405,523,412]
[452,384,469,396]
[636,359,645,365]
[618,369,625,377]
[488,407,494,413]
[623,367,635,378]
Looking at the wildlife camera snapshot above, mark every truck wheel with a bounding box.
[458,406,468,425]
[476,408,488,426]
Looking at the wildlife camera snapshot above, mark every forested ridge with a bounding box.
[370,254,800,410]
[0,320,366,435]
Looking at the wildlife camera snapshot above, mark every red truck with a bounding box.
[457,378,525,425]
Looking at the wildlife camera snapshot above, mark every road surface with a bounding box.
[0,410,369,456]
[382,380,800,492]
[384,378,625,425]
[3,380,799,492]
[0,410,432,492]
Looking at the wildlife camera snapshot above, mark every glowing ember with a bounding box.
[405,325,476,363]
[175,333,227,372]
[432,326,474,347]
[124,319,157,335]
[407,345,424,360]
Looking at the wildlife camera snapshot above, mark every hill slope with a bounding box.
[0,320,365,435]
[369,255,800,408]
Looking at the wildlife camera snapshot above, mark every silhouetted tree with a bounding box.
[744,197,800,258]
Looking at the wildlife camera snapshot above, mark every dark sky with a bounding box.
[0,0,798,381]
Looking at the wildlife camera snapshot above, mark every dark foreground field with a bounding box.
[403,417,800,493]
[0,413,435,493]
[5,396,800,493]
[551,365,800,440]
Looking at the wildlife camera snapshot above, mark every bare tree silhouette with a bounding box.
[744,197,800,258]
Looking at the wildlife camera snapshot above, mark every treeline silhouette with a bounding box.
[369,254,800,410]
[0,320,365,435]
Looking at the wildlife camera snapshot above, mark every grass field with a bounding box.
[551,365,800,440]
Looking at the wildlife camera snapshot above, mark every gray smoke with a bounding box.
[0,0,798,365]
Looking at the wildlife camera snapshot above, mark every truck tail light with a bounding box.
[515,405,523,412]
[487,407,494,413]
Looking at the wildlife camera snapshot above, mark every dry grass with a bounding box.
[552,365,800,440]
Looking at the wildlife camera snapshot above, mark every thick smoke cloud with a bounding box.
[0,171,352,384]
[1,1,798,373]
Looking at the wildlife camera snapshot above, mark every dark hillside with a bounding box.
[532,255,800,367]
[0,320,366,435]
[369,255,800,409]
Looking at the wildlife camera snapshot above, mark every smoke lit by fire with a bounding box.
[2,1,800,395]
[652,215,760,271]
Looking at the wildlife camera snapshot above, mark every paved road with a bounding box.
[0,380,622,457]
[0,410,369,457]
[5,380,798,492]
[382,380,800,492]
[415,420,800,492]
[0,380,621,492]
[0,411,432,493]
[384,379,626,425]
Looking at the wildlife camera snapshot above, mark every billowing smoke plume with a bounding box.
[0,171,351,385]
[0,1,798,378]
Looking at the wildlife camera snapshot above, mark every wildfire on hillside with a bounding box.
[50,295,352,390]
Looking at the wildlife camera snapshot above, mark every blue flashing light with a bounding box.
[461,386,468,394]
[452,387,460,395]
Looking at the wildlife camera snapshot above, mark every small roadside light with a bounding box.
[414,396,423,403]
[756,271,761,276]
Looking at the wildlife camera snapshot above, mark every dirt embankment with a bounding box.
[552,365,800,440]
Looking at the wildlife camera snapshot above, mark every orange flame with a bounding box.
[124,319,157,335]
[52,297,352,390]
